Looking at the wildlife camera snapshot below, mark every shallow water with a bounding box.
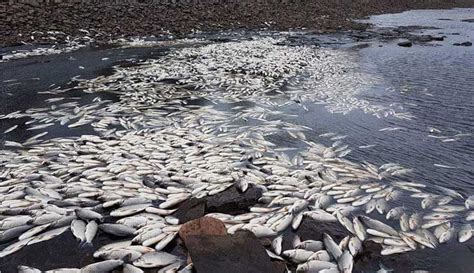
[0,8,473,273]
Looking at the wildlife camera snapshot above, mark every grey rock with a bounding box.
[186,230,278,273]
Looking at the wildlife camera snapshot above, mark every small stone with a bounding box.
[397,40,412,47]
[460,41,472,46]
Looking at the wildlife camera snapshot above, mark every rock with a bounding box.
[453,41,472,46]
[206,185,262,215]
[174,198,206,223]
[431,36,445,41]
[397,40,412,47]
[178,216,227,246]
[185,230,278,273]
[296,217,347,242]
[354,239,474,272]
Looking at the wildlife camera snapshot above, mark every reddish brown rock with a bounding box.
[178,216,227,246]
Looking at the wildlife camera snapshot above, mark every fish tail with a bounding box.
[80,241,93,248]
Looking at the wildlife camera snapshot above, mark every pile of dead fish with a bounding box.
[0,36,472,273]
[0,30,95,63]
[76,37,407,118]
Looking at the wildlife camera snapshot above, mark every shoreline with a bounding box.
[1,6,473,273]
[1,0,473,47]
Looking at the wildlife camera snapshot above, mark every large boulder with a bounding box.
[185,230,279,273]
[296,217,347,242]
[206,184,263,215]
[174,198,206,223]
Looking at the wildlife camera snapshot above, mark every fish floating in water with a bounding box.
[0,36,470,273]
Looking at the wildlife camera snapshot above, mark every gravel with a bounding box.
[1,0,473,47]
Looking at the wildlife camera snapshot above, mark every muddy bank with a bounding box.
[1,0,474,47]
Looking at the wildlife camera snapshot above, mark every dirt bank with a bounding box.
[1,0,473,46]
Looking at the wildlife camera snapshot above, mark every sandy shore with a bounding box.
[1,0,473,47]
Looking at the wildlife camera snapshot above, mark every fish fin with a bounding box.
[80,241,93,248]
[292,234,301,247]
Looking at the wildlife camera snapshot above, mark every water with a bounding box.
[354,9,474,196]
[1,8,473,273]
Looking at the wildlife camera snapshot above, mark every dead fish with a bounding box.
[0,225,32,242]
[304,209,337,222]
[297,260,338,272]
[336,211,355,234]
[338,250,354,273]
[75,209,103,222]
[381,245,413,255]
[465,196,474,210]
[433,185,464,200]
[365,199,376,214]
[27,226,69,246]
[458,224,472,243]
[360,216,398,236]
[81,260,124,273]
[353,216,367,241]
[98,249,142,261]
[296,240,324,252]
[283,249,314,263]
[110,204,151,217]
[409,213,421,230]
[123,264,145,273]
[133,251,178,268]
[4,125,18,134]
[375,199,389,214]
[386,207,404,220]
[352,195,372,207]
[242,224,277,237]
[308,250,331,262]
[272,235,283,255]
[19,223,52,240]
[71,219,86,242]
[421,219,450,229]
[339,236,350,250]
[17,266,41,273]
[467,211,474,221]
[99,223,136,237]
[323,233,342,260]
[0,238,33,258]
[421,196,436,209]
[348,237,362,256]
[438,226,455,243]
[45,268,81,272]
[85,221,98,246]
[154,232,177,251]
[0,215,32,229]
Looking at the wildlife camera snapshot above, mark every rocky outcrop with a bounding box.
[185,230,280,273]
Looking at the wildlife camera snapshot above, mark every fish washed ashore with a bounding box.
[1,26,474,272]
[1,0,474,47]
[1,3,474,273]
